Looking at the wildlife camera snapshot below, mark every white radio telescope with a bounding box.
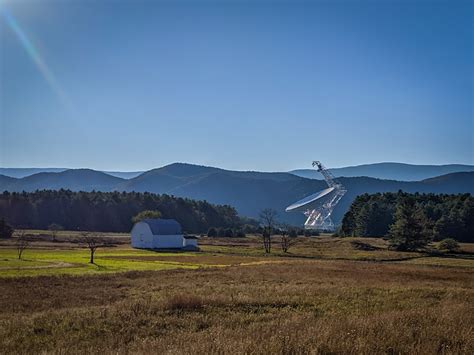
[286,161,347,231]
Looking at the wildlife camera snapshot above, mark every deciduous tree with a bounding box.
[48,223,64,242]
[259,208,278,253]
[16,232,29,260]
[132,210,162,224]
[279,226,297,253]
[80,233,109,264]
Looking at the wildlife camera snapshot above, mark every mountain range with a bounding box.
[2,162,473,181]
[1,163,473,225]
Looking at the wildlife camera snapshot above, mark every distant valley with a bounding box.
[1,163,473,225]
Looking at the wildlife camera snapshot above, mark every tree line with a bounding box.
[340,192,473,244]
[0,190,242,233]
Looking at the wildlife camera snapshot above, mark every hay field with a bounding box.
[0,231,472,354]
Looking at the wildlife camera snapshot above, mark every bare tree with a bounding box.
[16,232,30,260]
[48,223,63,242]
[80,233,105,264]
[259,208,278,253]
[279,226,298,253]
[261,229,271,254]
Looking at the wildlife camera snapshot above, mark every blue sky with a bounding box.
[0,0,472,171]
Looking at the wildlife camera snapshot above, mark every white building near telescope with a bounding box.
[130,219,198,250]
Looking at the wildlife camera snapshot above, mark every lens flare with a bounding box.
[1,7,73,110]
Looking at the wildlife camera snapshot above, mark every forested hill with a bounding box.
[0,169,125,192]
[340,192,473,242]
[0,190,241,233]
[0,163,473,225]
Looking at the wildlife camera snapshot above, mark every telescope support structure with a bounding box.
[303,161,347,231]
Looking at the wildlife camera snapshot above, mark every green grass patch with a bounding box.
[0,248,202,277]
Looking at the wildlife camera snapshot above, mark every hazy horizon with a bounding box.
[1,0,472,171]
[1,161,474,175]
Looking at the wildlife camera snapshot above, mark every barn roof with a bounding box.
[141,219,182,235]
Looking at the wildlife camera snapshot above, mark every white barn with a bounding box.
[130,219,199,250]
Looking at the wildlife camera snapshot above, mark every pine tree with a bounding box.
[354,204,370,237]
[388,197,431,251]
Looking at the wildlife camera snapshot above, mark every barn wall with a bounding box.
[131,222,154,249]
[131,221,193,249]
[153,235,184,249]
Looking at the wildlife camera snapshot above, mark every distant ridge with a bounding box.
[0,168,143,179]
[0,168,68,178]
[1,163,472,225]
[2,162,473,181]
[290,162,474,181]
[0,169,125,192]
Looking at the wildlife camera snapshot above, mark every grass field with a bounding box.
[0,231,473,353]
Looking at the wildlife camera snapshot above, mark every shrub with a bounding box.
[235,229,246,238]
[243,224,258,234]
[438,238,460,253]
[303,229,321,237]
[288,229,298,238]
[224,228,234,238]
[351,241,379,251]
[164,295,203,311]
[207,227,217,238]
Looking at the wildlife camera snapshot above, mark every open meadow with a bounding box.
[0,231,473,354]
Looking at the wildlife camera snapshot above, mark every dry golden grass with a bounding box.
[0,255,473,354]
[0,233,473,353]
[200,235,425,261]
[101,253,276,266]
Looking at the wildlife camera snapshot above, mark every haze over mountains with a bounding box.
[1,163,473,225]
[290,163,474,181]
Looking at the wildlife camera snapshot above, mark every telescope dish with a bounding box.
[285,187,336,212]
[285,160,347,231]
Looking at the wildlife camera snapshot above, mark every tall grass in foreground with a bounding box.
[0,259,472,354]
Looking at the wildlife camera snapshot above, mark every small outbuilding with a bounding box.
[130,218,199,250]
[183,235,199,250]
